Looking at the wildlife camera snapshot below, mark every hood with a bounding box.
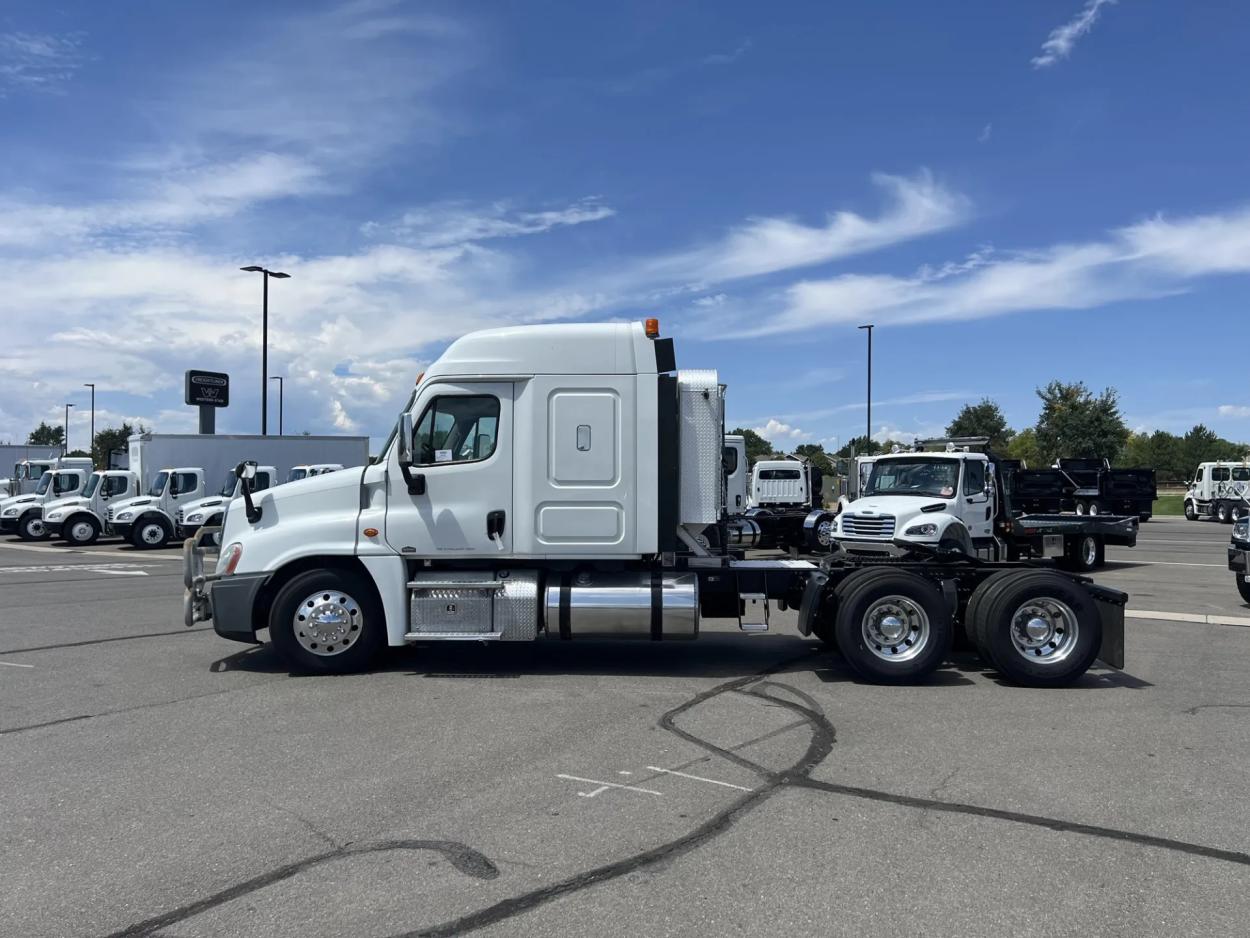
[179,497,225,515]
[0,494,39,510]
[43,496,87,513]
[843,496,953,520]
[110,496,156,513]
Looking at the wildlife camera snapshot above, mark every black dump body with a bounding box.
[996,458,1138,548]
[1001,459,1156,518]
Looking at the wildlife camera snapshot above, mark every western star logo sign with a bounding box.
[185,370,230,407]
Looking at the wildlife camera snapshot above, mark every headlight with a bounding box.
[116,511,134,521]
[46,511,63,521]
[218,542,244,576]
[186,513,204,524]
[1235,520,1249,540]
[904,523,939,537]
[2,508,17,517]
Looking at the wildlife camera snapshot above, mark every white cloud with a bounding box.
[702,40,753,66]
[733,204,1250,336]
[752,418,812,446]
[1218,405,1250,419]
[363,198,615,248]
[0,32,86,94]
[649,171,968,286]
[1032,0,1116,69]
[978,123,992,143]
[871,423,946,446]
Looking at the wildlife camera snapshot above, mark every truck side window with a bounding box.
[54,473,79,495]
[106,476,129,497]
[255,472,272,492]
[963,460,986,496]
[722,446,739,476]
[1213,467,1230,482]
[172,472,198,495]
[1233,468,1250,482]
[1196,467,1204,483]
[413,395,500,466]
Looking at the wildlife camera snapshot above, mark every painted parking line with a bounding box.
[556,774,663,798]
[1128,609,1250,628]
[1114,560,1226,568]
[0,563,155,577]
[0,660,35,668]
[0,542,183,561]
[645,765,755,792]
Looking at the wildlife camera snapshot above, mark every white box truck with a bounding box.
[1,446,69,498]
[106,433,369,549]
[185,320,1127,688]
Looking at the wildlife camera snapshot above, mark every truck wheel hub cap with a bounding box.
[71,522,92,540]
[141,525,163,544]
[294,591,362,656]
[1010,598,1079,664]
[28,520,44,536]
[862,596,929,663]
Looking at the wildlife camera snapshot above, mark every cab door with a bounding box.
[962,458,994,538]
[385,382,513,556]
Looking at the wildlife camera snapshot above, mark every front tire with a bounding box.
[972,571,1101,687]
[832,569,952,683]
[64,516,101,546]
[269,569,384,673]
[1184,501,1196,521]
[1237,577,1250,606]
[131,517,170,550]
[17,513,48,541]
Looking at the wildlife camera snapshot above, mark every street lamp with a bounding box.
[83,383,95,466]
[270,376,284,436]
[63,403,74,456]
[858,324,874,445]
[241,265,291,436]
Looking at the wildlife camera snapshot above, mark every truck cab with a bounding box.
[722,436,748,513]
[176,466,276,541]
[749,457,822,510]
[286,464,344,483]
[42,470,142,545]
[835,449,994,554]
[1185,461,1250,523]
[1,461,95,540]
[108,467,205,549]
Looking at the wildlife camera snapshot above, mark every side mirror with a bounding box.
[235,461,262,523]
[398,413,414,465]
[235,461,258,482]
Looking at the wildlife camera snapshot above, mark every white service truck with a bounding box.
[1184,461,1250,523]
[105,433,370,549]
[0,458,96,540]
[286,464,345,483]
[41,470,142,545]
[185,320,1127,687]
[174,466,278,541]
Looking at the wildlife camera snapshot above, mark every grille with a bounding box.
[841,514,896,538]
[175,509,184,524]
[105,507,114,522]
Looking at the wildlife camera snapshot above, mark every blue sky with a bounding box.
[2,0,1249,451]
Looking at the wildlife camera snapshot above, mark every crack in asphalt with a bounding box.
[104,840,500,938]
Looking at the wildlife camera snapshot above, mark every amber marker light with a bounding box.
[363,527,379,537]
[644,318,660,338]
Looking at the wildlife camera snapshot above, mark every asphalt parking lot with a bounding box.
[2,517,1248,937]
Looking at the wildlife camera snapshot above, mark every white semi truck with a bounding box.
[41,470,142,545]
[185,320,1127,687]
[0,458,95,540]
[103,433,369,549]
[1184,461,1250,523]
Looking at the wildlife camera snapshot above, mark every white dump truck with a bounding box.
[185,320,1128,687]
[0,458,95,540]
[41,470,142,545]
[104,433,369,549]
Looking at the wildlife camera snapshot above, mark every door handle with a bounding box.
[487,510,506,539]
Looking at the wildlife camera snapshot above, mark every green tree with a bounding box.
[730,427,775,465]
[1005,428,1043,467]
[27,422,64,447]
[1179,425,1245,480]
[794,443,834,475]
[92,423,136,470]
[945,398,1014,451]
[1034,381,1129,462]
[835,435,883,458]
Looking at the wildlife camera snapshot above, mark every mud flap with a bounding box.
[1087,583,1126,670]
[796,569,829,637]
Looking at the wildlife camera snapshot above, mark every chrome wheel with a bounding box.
[816,518,835,548]
[1080,536,1097,568]
[1010,597,1079,664]
[1074,502,1086,516]
[861,595,930,662]
[293,590,363,656]
[1088,502,1100,516]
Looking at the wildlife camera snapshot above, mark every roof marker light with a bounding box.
[644,318,660,338]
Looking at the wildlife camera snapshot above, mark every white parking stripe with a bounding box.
[645,765,755,792]
[0,660,35,668]
[0,542,182,561]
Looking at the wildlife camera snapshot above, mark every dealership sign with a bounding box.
[185,370,230,407]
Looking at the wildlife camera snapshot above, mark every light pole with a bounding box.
[858,324,874,444]
[240,265,291,435]
[83,383,95,466]
[270,376,284,435]
[63,403,74,456]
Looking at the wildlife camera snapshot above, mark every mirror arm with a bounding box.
[399,463,426,496]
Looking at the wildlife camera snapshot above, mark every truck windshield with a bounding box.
[865,459,960,498]
[148,471,169,497]
[218,471,237,497]
[35,472,53,495]
[288,468,308,482]
[82,474,101,499]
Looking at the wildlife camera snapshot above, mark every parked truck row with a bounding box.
[185,320,1126,688]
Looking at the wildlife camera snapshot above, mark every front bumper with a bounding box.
[0,517,18,534]
[1228,541,1249,573]
[183,528,265,644]
[44,521,64,538]
[110,521,133,539]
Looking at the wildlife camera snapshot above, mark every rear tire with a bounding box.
[832,570,952,684]
[1062,534,1100,572]
[64,515,100,546]
[131,517,170,550]
[973,571,1102,687]
[1087,501,1101,516]
[962,570,1022,657]
[1217,502,1231,524]
[269,569,384,673]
